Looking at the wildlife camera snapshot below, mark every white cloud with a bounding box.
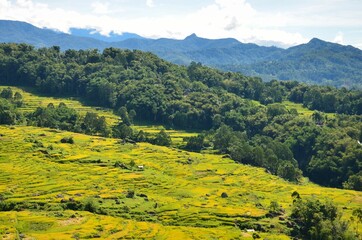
[91,1,110,15]
[0,0,307,46]
[0,0,122,34]
[0,0,11,10]
[150,0,306,46]
[16,0,32,8]
[333,32,344,44]
[146,0,154,8]
[1,0,361,48]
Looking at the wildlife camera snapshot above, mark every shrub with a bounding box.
[83,198,99,213]
[126,190,135,198]
[221,192,228,198]
[0,201,16,211]
[153,130,172,146]
[60,136,74,144]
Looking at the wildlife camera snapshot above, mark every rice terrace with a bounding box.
[0,86,361,239]
[1,2,362,238]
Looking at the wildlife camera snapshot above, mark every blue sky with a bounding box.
[1,0,362,48]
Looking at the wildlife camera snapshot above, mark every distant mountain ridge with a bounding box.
[0,20,108,49]
[69,28,145,42]
[1,20,361,88]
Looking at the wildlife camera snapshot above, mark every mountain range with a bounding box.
[1,20,361,88]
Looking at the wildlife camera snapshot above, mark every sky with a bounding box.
[1,0,362,48]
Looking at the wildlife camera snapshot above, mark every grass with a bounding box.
[0,86,197,147]
[0,86,361,239]
[0,86,120,125]
[0,125,361,239]
[283,100,335,118]
[133,124,198,147]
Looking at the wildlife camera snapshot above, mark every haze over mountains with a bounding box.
[1,20,361,89]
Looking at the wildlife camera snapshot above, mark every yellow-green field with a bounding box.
[133,124,198,146]
[283,100,335,118]
[0,125,361,239]
[0,86,121,126]
[0,86,197,146]
[0,86,361,239]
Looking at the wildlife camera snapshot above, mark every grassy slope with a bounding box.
[0,86,197,147]
[283,100,335,118]
[0,126,361,239]
[0,86,361,239]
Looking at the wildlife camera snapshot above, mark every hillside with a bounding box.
[0,43,361,190]
[229,38,362,88]
[1,20,361,88]
[0,20,107,50]
[0,124,361,239]
[0,86,197,148]
[0,43,361,238]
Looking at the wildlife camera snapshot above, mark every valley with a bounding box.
[1,124,361,239]
[0,43,361,239]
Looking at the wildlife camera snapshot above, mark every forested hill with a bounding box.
[227,38,362,88]
[69,28,145,42]
[0,20,108,49]
[1,20,361,88]
[0,43,361,191]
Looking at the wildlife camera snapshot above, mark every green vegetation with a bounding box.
[0,125,361,239]
[3,21,362,88]
[290,197,354,239]
[0,86,197,147]
[0,44,361,190]
[0,43,361,238]
[229,38,362,89]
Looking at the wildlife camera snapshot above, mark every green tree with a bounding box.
[0,87,13,99]
[343,173,362,191]
[0,98,21,124]
[228,140,253,165]
[118,106,131,126]
[266,103,288,119]
[129,109,136,122]
[290,198,353,239]
[113,123,133,140]
[82,112,97,134]
[13,92,23,107]
[312,111,324,125]
[213,125,234,153]
[184,134,205,152]
[277,161,302,182]
[153,129,172,146]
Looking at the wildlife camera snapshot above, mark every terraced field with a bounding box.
[0,125,361,239]
[283,100,335,118]
[1,86,361,239]
[0,86,197,147]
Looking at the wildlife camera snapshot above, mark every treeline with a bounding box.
[204,112,362,189]
[0,44,361,122]
[0,87,172,147]
[0,43,361,190]
[0,87,109,135]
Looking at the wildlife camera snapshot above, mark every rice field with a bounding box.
[283,100,335,118]
[0,125,361,239]
[0,86,197,147]
[0,86,361,239]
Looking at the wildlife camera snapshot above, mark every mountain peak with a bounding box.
[307,38,327,46]
[185,33,198,40]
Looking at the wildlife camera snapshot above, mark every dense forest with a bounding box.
[3,20,362,89]
[0,43,361,191]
